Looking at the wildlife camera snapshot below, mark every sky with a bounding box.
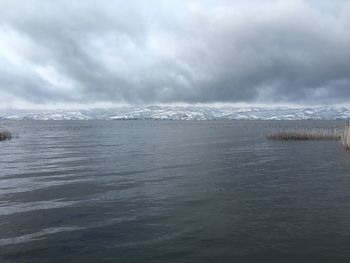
[0,0,349,109]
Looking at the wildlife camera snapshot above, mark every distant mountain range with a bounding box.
[1,106,350,121]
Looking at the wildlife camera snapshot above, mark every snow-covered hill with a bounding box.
[1,106,350,120]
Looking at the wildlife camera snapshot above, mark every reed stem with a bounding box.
[0,131,12,141]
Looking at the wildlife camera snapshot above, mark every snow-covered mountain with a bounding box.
[1,106,350,120]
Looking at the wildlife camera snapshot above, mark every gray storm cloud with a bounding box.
[0,0,350,107]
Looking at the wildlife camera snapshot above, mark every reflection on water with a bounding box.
[1,120,350,262]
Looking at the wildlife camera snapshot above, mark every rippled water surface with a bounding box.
[1,120,350,262]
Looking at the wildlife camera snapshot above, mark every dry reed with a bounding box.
[266,127,342,141]
[341,123,350,150]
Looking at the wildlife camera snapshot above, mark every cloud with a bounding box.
[0,0,349,108]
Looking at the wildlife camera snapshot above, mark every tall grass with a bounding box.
[266,127,342,141]
[267,123,350,151]
[0,131,12,141]
[342,123,350,150]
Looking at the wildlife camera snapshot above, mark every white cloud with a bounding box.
[0,0,349,108]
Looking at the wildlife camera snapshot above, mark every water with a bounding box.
[1,120,350,263]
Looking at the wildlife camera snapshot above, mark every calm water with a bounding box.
[1,120,350,262]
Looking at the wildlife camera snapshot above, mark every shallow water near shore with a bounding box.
[1,120,350,262]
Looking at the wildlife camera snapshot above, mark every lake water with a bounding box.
[1,120,350,262]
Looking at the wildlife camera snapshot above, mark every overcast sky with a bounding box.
[0,0,349,108]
